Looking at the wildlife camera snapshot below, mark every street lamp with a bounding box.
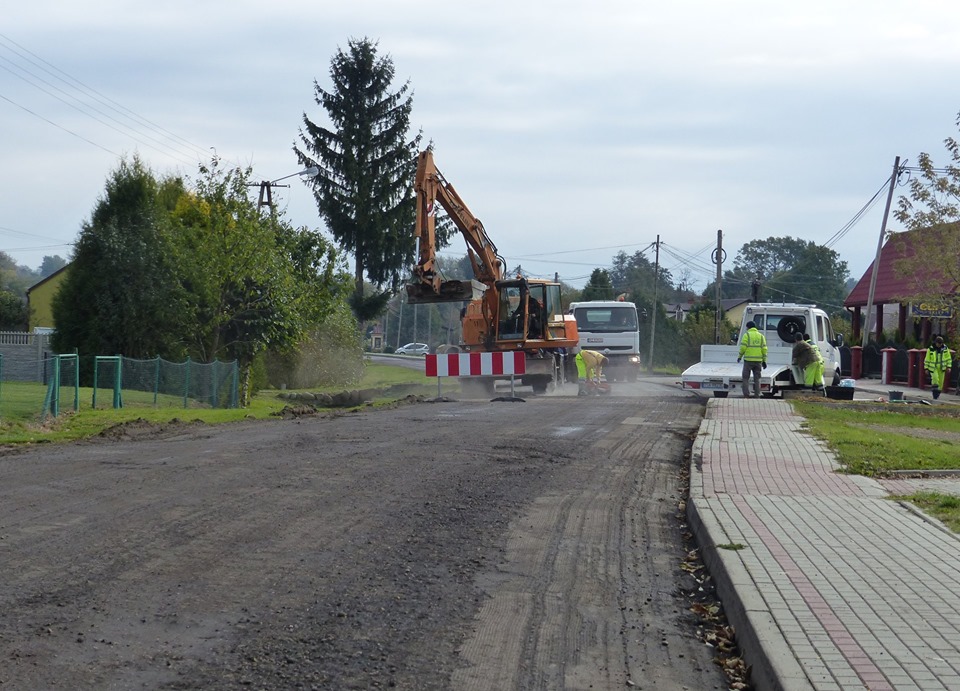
[251,166,319,211]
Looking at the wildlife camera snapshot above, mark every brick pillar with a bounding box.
[851,345,862,379]
[951,350,959,394]
[908,349,925,389]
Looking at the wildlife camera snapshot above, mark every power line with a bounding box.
[0,32,209,165]
[0,57,197,166]
[0,92,119,156]
[823,176,891,248]
[505,241,655,259]
[0,224,68,244]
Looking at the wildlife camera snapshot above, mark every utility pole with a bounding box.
[712,229,724,343]
[248,166,319,216]
[647,235,660,372]
[862,156,901,347]
[396,294,404,349]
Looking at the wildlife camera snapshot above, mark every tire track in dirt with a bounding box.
[452,396,720,691]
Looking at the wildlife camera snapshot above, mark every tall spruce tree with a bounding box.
[295,37,421,320]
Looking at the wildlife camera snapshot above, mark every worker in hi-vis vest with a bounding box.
[737,320,767,398]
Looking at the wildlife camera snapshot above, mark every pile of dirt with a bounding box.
[94,417,203,441]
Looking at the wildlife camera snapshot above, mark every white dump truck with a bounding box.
[680,303,843,397]
[567,300,642,382]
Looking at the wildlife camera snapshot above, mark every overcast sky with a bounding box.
[4,1,960,300]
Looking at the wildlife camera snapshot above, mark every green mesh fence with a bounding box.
[114,357,239,410]
[41,354,80,419]
[0,354,239,421]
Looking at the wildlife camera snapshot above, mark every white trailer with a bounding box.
[681,303,843,397]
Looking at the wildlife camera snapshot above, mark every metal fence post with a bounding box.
[153,357,160,406]
[183,357,191,408]
[212,360,219,407]
[51,356,60,417]
[114,356,122,409]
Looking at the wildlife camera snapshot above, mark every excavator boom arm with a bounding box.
[407,150,504,303]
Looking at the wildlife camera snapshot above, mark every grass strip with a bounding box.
[791,400,960,476]
[890,492,960,533]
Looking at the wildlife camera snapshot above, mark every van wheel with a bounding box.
[832,371,841,386]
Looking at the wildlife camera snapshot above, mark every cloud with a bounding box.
[3,0,960,292]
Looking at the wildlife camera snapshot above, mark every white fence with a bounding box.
[0,332,53,381]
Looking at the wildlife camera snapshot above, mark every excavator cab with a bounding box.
[495,279,550,342]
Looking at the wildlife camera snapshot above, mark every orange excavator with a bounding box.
[405,149,579,393]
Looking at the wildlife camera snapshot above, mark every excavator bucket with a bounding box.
[405,279,487,304]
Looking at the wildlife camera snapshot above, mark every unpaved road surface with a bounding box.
[0,380,725,690]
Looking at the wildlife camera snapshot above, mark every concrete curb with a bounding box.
[688,422,813,691]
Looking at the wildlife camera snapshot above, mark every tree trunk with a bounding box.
[238,359,252,407]
[354,256,365,304]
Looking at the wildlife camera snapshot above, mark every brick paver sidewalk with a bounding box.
[688,398,960,691]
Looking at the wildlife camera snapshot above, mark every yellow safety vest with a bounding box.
[738,328,767,362]
[924,346,953,372]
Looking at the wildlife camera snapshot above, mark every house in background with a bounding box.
[844,228,956,343]
[26,263,70,332]
[663,298,750,330]
[369,323,384,352]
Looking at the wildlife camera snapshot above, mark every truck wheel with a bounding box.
[523,375,550,394]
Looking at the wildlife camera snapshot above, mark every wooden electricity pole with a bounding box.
[713,229,724,343]
[647,235,660,372]
[862,156,901,347]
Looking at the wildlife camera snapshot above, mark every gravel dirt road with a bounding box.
[0,379,727,690]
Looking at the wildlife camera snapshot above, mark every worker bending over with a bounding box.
[575,348,608,395]
[803,333,825,393]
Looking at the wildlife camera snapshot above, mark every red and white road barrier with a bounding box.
[425,351,526,378]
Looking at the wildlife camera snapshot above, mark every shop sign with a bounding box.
[910,302,953,318]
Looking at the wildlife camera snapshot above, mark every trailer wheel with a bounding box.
[713,390,729,398]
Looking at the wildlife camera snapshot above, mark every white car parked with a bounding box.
[396,342,430,356]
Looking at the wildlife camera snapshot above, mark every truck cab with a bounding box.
[567,300,642,382]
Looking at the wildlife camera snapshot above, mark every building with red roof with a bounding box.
[844,227,957,343]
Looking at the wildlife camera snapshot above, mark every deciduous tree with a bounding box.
[0,290,27,330]
[170,158,350,402]
[893,113,960,311]
[581,268,615,301]
[39,255,67,278]
[703,236,848,310]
